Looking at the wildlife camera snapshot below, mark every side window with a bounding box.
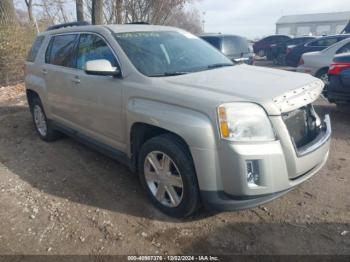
[337,42,350,54]
[308,38,337,47]
[323,38,338,46]
[264,37,273,44]
[46,34,78,68]
[277,36,288,43]
[27,36,45,62]
[202,37,221,50]
[76,34,118,70]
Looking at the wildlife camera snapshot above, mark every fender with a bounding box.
[126,98,222,191]
[126,98,217,153]
[25,69,51,117]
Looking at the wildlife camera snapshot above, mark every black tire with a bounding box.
[138,134,201,218]
[316,68,329,86]
[30,97,62,142]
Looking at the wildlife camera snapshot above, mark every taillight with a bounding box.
[328,63,350,75]
[298,58,304,66]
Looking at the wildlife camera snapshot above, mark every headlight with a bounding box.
[218,103,275,142]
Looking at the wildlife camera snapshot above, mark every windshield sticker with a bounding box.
[115,32,160,38]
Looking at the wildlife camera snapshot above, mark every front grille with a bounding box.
[282,104,321,149]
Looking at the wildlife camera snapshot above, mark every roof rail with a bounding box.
[125,22,150,25]
[46,21,90,31]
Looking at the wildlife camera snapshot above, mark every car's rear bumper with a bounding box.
[326,77,350,102]
[326,91,350,102]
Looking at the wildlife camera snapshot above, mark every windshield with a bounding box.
[222,36,250,56]
[114,31,233,77]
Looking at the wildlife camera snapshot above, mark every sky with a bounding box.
[193,0,349,39]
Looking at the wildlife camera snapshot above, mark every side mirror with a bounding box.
[85,59,120,76]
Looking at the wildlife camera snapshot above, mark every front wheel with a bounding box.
[138,134,201,218]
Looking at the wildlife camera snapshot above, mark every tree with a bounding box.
[92,0,103,24]
[0,0,16,24]
[76,0,84,22]
[24,0,34,22]
[166,8,203,34]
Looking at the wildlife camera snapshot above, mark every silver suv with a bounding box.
[25,23,331,217]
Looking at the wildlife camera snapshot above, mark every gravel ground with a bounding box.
[0,82,349,256]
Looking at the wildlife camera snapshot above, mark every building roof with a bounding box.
[277,11,350,25]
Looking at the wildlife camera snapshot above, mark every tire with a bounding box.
[30,97,62,142]
[138,134,201,218]
[316,68,329,86]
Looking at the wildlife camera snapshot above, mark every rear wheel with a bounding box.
[258,50,265,58]
[316,68,329,86]
[30,97,61,142]
[138,134,200,218]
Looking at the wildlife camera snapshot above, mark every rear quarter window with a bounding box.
[222,36,250,55]
[337,43,350,54]
[27,36,45,62]
[334,54,350,63]
[308,37,338,47]
[201,37,222,50]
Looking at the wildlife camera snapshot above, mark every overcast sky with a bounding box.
[193,0,349,39]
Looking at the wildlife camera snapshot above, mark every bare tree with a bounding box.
[34,0,72,25]
[24,0,34,22]
[83,0,201,31]
[0,0,16,24]
[92,0,103,24]
[76,0,84,22]
[166,7,203,34]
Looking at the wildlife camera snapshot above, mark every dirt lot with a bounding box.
[0,81,349,256]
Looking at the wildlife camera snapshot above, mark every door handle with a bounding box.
[41,69,47,75]
[72,76,81,84]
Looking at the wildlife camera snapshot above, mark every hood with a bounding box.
[161,64,324,115]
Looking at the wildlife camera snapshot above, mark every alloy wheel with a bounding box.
[33,105,47,137]
[144,151,184,207]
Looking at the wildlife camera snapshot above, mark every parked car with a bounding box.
[285,34,350,67]
[200,34,254,65]
[271,36,315,65]
[296,38,350,84]
[253,35,291,59]
[25,22,331,218]
[326,53,350,104]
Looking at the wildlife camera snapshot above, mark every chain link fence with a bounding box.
[0,23,37,86]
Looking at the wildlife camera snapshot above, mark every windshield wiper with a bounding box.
[149,72,189,77]
[207,63,234,69]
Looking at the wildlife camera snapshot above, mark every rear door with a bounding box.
[43,33,80,125]
[69,33,124,148]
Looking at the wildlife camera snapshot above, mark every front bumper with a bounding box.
[201,151,328,211]
[193,114,331,212]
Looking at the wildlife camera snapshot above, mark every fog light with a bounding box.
[246,160,260,187]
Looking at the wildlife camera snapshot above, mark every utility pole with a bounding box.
[202,11,206,32]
